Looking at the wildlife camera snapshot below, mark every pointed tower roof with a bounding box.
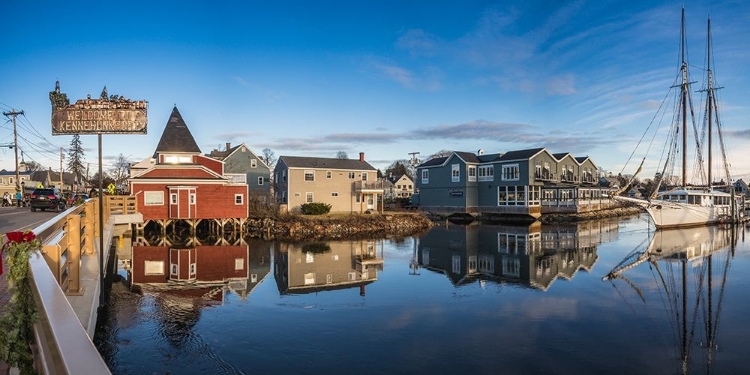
[153,107,201,158]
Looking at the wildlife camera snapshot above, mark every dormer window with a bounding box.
[163,155,193,164]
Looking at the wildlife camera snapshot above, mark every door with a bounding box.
[169,187,197,219]
[366,195,374,210]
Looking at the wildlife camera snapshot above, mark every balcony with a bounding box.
[534,171,555,182]
[354,180,384,192]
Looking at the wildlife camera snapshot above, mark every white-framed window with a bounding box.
[326,171,332,179]
[421,169,429,184]
[145,261,165,276]
[348,272,356,281]
[235,258,244,270]
[304,170,315,181]
[498,186,530,206]
[258,176,264,185]
[349,172,356,179]
[305,272,315,285]
[282,170,287,182]
[170,193,178,204]
[189,193,196,204]
[306,192,314,203]
[144,191,164,206]
[452,254,461,273]
[251,274,258,282]
[361,172,368,181]
[468,166,476,182]
[235,194,244,205]
[169,263,177,276]
[451,164,460,182]
[331,192,339,197]
[306,252,314,263]
[326,274,333,284]
[478,166,494,181]
[251,159,257,168]
[189,263,196,276]
[501,164,520,181]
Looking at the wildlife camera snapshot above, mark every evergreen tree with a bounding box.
[67,134,86,187]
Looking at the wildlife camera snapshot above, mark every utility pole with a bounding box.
[60,147,64,192]
[408,151,420,166]
[3,109,24,193]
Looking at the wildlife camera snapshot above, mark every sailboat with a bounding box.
[613,9,742,229]
[603,226,736,373]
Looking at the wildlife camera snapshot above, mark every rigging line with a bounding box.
[618,76,678,176]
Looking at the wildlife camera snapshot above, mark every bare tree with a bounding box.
[109,153,131,187]
[385,160,415,180]
[22,160,44,172]
[429,149,453,159]
[336,151,349,159]
[261,148,277,169]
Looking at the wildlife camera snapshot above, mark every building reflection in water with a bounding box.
[416,219,619,290]
[274,240,384,295]
[604,225,737,374]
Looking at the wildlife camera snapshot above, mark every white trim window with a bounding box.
[170,193,178,205]
[478,166,494,182]
[498,186,529,206]
[468,166,476,182]
[331,192,339,197]
[349,172,356,179]
[189,193,196,204]
[501,164,520,181]
[451,164,460,182]
[251,159,257,168]
[304,170,315,182]
[258,176,264,185]
[326,171,332,179]
[144,191,164,206]
[421,169,429,184]
[361,172,368,181]
[306,192,314,203]
[235,194,244,205]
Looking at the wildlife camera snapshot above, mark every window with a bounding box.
[189,263,196,276]
[306,252,314,263]
[251,274,258,282]
[251,159,257,168]
[326,274,333,284]
[468,166,476,182]
[144,191,164,206]
[169,263,177,276]
[304,272,315,285]
[235,258,244,270]
[235,194,244,205]
[331,192,339,197]
[421,169,429,184]
[306,192,314,203]
[501,164,520,181]
[282,191,287,203]
[189,193,196,204]
[282,170,287,182]
[304,170,314,181]
[451,164,460,182]
[170,193,178,204]
[498,186,531,206]
[478,166,494,181]
[326,171,332,179]
[258,176,264,185]
[361,172,368,181]
[145,261,165,275]
[349,172,356,179]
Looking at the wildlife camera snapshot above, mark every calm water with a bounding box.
[94,215,750,374]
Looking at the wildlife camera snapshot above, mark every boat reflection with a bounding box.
[604,226,737,374]
[416,219,619,291]
[273,240,384,295]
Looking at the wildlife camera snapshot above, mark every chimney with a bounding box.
[359,152,365,161]
[226,143,231,151]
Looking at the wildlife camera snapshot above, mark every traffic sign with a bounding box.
[107,183,116,195]
[37,183,44,188]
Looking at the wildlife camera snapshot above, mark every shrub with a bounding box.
[300,202,332,215]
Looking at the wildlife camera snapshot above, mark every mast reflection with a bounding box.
[417,219,619,290]
[604,226,738,374]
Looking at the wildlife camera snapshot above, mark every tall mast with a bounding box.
[707,17,713,188]
[681,8,688,187]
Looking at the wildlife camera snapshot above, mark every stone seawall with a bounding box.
[245,213,435,241]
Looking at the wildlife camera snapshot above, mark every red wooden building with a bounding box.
[130,107,248,220]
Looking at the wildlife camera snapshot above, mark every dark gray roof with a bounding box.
[280,156,376,170]
[417,156,448,168]
[453,151,482,163]
[574,156,590,163]
[153,107,201,157]
[498,148,545,161]
[552,152,572,160]
[207,144,242,160]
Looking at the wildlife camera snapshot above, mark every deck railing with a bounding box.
[353,180,384,191]
[24,195,138,374]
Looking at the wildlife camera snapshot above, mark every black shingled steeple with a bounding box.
[153,106,201,158]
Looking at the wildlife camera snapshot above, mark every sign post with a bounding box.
[50,82,147,308]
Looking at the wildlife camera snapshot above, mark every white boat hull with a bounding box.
[612,196,733,229]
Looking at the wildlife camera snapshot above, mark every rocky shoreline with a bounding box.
[242,205,644,241]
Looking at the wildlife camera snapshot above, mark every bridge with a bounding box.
[1,196,141,374]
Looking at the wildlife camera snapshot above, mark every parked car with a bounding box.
[29,188,66,212]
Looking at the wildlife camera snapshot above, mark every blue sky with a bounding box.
[1,0,749,181]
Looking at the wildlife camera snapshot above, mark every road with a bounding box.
[0,206,60,237]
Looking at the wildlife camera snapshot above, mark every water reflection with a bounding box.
[604,226,737,374]
[273,240,384,295]
[417,219,619,290]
